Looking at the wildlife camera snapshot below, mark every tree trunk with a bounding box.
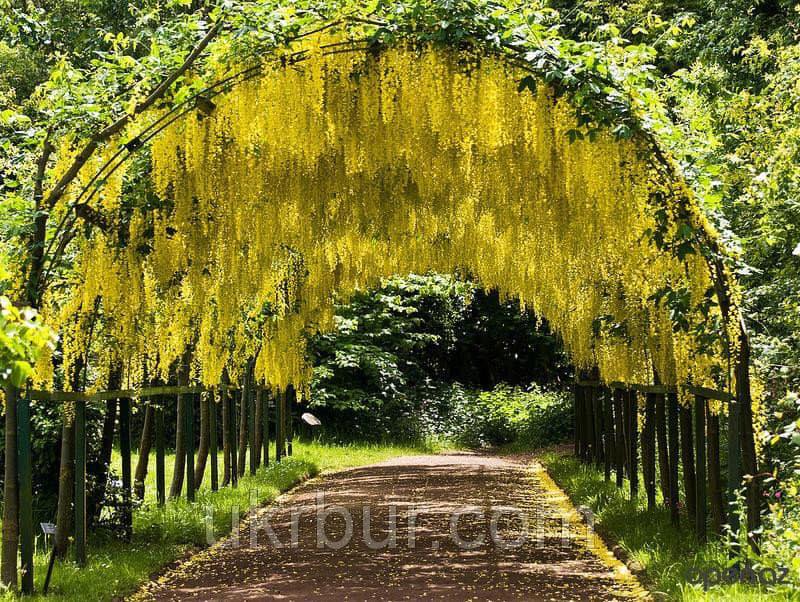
[54,357,84,559]
[680,404,697,521]
[194,394,210,487]
[88,363,122,525]
[134,404,155,499]
[2,386,19,588]
[53,410,75,559]
[169,352,192,499]
[88,398,117,525]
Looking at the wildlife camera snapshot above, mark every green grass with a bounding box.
[2,440,433,601]
[540,449,800,601]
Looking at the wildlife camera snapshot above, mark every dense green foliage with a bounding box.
[307,274,570,441]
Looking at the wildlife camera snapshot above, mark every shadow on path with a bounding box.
[136,454,645,601]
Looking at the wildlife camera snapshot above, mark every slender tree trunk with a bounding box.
[254,388,263,469]
[2,386,19,588]
[88,363,122,525]
[169,352,192,499]
[134,404,155,499]
[88,398,117,525]
[680,405,697,521]
[53,410,75,559]
[54,357,84,559]
[194,395,210,487]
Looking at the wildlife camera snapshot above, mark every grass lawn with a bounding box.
[540,449,800,601]
[2,440,435,601]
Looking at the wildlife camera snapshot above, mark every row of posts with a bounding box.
[574,381,739,543]
[14,382,298,595]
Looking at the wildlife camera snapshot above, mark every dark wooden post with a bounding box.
[680,403,697,521]
[613,388,625,487]
[707,406,725,535]
[276,389,284,463]
[655,393,670,504]
[262,391,270,466]
[119,395,132,538]
[155,405,166,505]
[602,387,613,481]
[727,390,741,536]
[17,389,34,594]
[643,392,657,510]
[574,382,581,457]
[185,393,196,501]
[592,386,603,467]
[229,390,238,487]
[287,384,295,457]
[695,395,708,542]
[249,384,257,474]
[628,390,639,499]
[74,397,87,566]
[209,395,219,492]
[667,392,680,526]
[254,388,263,469]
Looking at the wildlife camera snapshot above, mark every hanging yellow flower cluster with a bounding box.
[41,38,731,393]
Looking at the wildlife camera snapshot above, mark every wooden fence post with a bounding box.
[275,390,283,462]
[613,388,625,487]
[707,406,725,535]
[574,382,581,457]
[727,390,742,536]
[667,392,680,526]
[119,395,132,539]
[209,395,219,492]
[17,389,34,594]
[592,386,603,467]
[695,395,708,542]
[655,393,670,505]
[643,392,657,510]
[602,387,613,481]
[287,384,295,457]
[628,390,639,499]
[230,391,238,487]
[249,384,257,474]
[185,393,196,501]
[156,405,165,506]
[74,397,87,566]
[680,403,697,522]
[262,391,270,466]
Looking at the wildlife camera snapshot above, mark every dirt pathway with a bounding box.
[135,453,647,601]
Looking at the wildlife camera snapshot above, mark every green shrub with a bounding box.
[422,383,573,449]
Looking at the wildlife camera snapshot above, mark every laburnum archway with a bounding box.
[8,6,762,591]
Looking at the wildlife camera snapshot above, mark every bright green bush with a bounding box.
[422,383,573,449]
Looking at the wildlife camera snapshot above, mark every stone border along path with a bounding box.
[133,453,648,601]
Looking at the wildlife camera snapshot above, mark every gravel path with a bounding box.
[135,453,646,601]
